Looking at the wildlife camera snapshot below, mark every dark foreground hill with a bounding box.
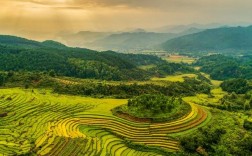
[0,35,166,80]
[162,26,252,55]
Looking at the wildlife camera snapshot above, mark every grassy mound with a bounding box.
[113,94,191,122]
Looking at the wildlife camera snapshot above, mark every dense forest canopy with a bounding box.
[220,78,251,94]
[53,77,210,98]
[0,35,200,81]
[194,54,252,80]
[127,94,182,117]
[0,35,171,81]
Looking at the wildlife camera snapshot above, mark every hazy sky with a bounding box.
[1,0,252,40]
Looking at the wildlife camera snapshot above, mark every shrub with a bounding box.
[220,78,250,94]
[127,94,182,118]
[243,119,252,131]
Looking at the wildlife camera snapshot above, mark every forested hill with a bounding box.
[162,26,252,54]
[0,35,69,50]
[0,35,43,48]
[0,35,167,81]
[194,54,252,80]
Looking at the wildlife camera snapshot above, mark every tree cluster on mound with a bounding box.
[194,54,252,80]
[127,94,182,118]
[112,94,191,122]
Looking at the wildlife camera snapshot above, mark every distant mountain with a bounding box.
[152,23,222,33]
[180,27,204,35]
[130,28,146,33]
[87,32,179,51]
[57,31,179,51]
[57,26,207,52]
[42,40,67,49]
[162,26,252,54]
[0,35,70,50]
[0,35,42,48]
[57,31,112,48]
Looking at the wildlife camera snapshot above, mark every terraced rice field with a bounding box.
[0,88,211,156]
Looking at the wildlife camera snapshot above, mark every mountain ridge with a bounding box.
[162,25,252,54]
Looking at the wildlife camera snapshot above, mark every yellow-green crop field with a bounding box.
[201,73,223,87]
[151,74,197,82]
[183,87,226,107]
[0,88,211,156]
[166,55,196,64]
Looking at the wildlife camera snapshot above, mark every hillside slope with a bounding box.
[0,35,165,80]
[162,26,252,54]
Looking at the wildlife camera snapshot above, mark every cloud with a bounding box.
[7,0,252,12]
[1,0,252,40]
[8,0,200,10]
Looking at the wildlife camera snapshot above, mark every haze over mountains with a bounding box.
[58,31,178,51]
[56,23,252,53]
[162,25,252,55]
[2,24,252,56]
[150,23,222,33]
[56,23,219,51]
[2,23,250,53]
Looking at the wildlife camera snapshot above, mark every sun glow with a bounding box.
[1,0,252,41]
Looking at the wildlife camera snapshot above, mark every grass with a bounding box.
[138,64,156,70]
[182,77,227,110]
[201,72,223,87]
[53,76,171,87]
[166,55,196,64]
[151,74,197,82]
[53,72,198,87]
